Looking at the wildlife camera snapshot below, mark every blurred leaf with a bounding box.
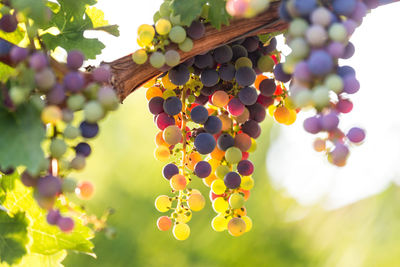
[208,0,230,29]
[86,7,119,37]
[0,211,29,265]
[0,26,25,45]
[1,171,18,191]
[0,103,45,174]
[0,63,14,83]
[10,0,48,27]
[0,250,67,267]
[171,0,206,26]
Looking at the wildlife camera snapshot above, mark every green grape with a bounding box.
[240,176,254,190]
[211,179,226,195]
[62,109,74,123]
[155,18,172,35]
[83,83,100,100]
[173,223,190,241]
[178,38,193,52]
[187,94,196,103]
[84,100,105,123]
[163,125,182,145]
[187,193,205,211]
[229,193,245,209]
[67,94,86,111]
[169,13,181,25]
[164,50,180,67]
[324,74,344,94]
[257,55,274,72]
[212,197,229,213]
[70,155,86,170]
[225,147,242,164]
[288,18,308,37]
[282,54,298,74]
[62,177,77,193]
[64,124,80,139]
[289,38,310,59]
[35,68,56,91]
[30,95,45,111]
[235,57,252,69]
[215,165,230,179]
[227,217,246,236]
[98,87,119,111]
[168,26,186,44]
[162,89,176,99]
[328,23,347,42]
[9,86,28,106]
[149,52,166,68]
[212,214,228,232]
[50,138,67,159]
[312,85,330,108]
[293,89,312,107]
[155,195,172,212]
[159,1,171,17]
[132,49,148,64]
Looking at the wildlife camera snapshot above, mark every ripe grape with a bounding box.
[242,37,259,52]
[187,193,205,211]
[154,145,170,161]
[248,103,266,123]
[320,113,339,131]
[47,209,61,225]
[219,63,236,81]
[80,121,99,138]
[163,96,182,116]
[76,181,94,200]
[67,50,84,69]
[75,142,91,157]
[170,174,187,191]
[92,66,111,83]
[187,21,205,40]
[227,217,246,236]
[157,216,172,231]
[241,120,261,138]
[156,112,175,130]
[173,223,190,241]
[204,116,222,134]
[347,127,365,143]
[211,91,229,107]
[194,133,216,154]
[0,14,18,33]
[148,97,164,115]
[162,163,179,180]
[213,45,233,64]
[58,217,75,232]
[64,72,85,92]
[10,47,28,63]
[227,98,245,116]
[37,175,62,197]
[194,161,212,178]
[235,67,256,87]
[224,172,241,189]
[195,53,214,69]
[237,160,254,176]
[200,69,219,87]
[168,65,190,85]
[190,105,209,124]
[217,133,234,151]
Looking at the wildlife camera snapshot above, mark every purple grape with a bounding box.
[21,171,38,187]
[257,94,274,108]
[259,79,276,97]
[190,105,209,124]
[217,133,235,151]
[213,45,233,64]
[350,2,367,23]
[37,175,62,197]
[47,209,61,225]
[0,14,17,33]
[337,65,356,78]
[195,94,209,105]
[279,2,292,22]
[248,103,266,123]
[219,63,236,82]
[343,75,360,94]
[347,127,365,143]
[194,53,214,69]
[332,0,357,16]
[163,96,182,116]
[343,19,357,36]
[331,143,349,163]
[75,142,91,157]
[294,0,317,16]
[10,47,28,63]
[156,112,175,130]
[320,113,339,131]
[187,21,205,40]
[58,217,75,232]
[241,120,261,138]
[194,133,216,154]
[224,172,241,189]
[327,42,345,58]
[274,63,292,83]
[169,65,190,85]
[80,121,99,138]
[204,116,222,134]
[293,61,312,82]
[182,57,195,67]
[148,96,164,115]
[341,42,355,59]
[261,37,277,54]
[228,98,245,116]
[303,116,321,134]
[162,163,179,180]
[364,0,379,9]
[237,160,254,176]
[201,86,217,96]
[64,72,84,92]
[307,50,333,76]
[47,84,66,105]
[92,66,111,83]
[194,161,212,178]
[238,86,258,106]
[231,45,248,61]
[242,37,259,52]
[29,52,48,71]
[67,50,84,70]
[336,98,353,113]
[235,67,256,87]
[200,69,219,87]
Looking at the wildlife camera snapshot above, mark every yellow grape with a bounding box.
[162,74,177,90]
[207,158,220,173]
[242,216,253,232]
[212,214,228,232]
[155,195,172,212]
[227,217,246,237]
[138,31,154,46]
[132,49,148,65]
[240,176,254,190]
[154,145,170,161]
[283,109,297,125]
[173,223,190,241]
[41,105,62,124]
[187,193,205,211]
[155,18,172,35]
[191,189,201,195]
[219,114,232,131]
[155,131,168,146]
[211,179,226,195]
[211,91,229,107]
[170,174,187,191]
[248,138,257,153]
[229,193,245,209]
[267,104,276,117]
[157,216,172,231]
[146,86,163,100]
[212,197,229,213]
[274,106,291,124]
[211,146,225,161]
[163,89,176,99]
[137,24,155,36]
[176,210,192,223]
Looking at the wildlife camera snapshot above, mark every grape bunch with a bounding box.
[144,34,295,240]
[1,15,119,232]
[278,0,374,166]
[226,0,271,17]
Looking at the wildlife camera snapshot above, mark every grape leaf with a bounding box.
[10,0,49,27]
[208,0,231,29]
[86,7,120,37]
[1,171,18,192]
[0,103,45,174]
[3,181,95,256]
[11,250,67,267]
[0,63,14,83]
[171,0,206,26]
[0,211,29,265]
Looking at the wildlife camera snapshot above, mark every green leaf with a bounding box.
[3,181,95,256]
[56,0,97,17]
[86,7,120,37]
[171,0,206,26]
[0,63,14,83]
[0,211,29,265]
[10,0,48,27]
[0,26,25,46]
[12,250,67,267]
[1,171,19,192]
[0,103,45,174]
[208,0,230,29]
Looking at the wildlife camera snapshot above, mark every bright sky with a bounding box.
[92,1,400,209]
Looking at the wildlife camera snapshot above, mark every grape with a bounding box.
[330,143,349,165]
[97,86,119,110]
[294,0,317,15]
[336,98,353,113]
[212,214,228,232]
[288,18,309,37]
[307,50,333,76]
[190,106,209,124]
[312,86,330,108]
[50,139,67,158]
[332,0,357,16]
[235,67,256,87]
[187,21,205,40]
[64,72,85,92]
[138,30,154,46]
[241,120,261,138]
[75,142,91,157]
[92,66,111,83]
[169,26,186,43]
[165,50,181,67]
[259,79,276,97]
[194,161,212,178]
[47,84,66,105]
[47,209,61,225]
[163,125,182,145]
[170,174,187,191]
[148,96,164,115]
[240,176,254,190]
[213,45,233,64]
[157,216,172,231]
[62,178,77,193]
[320,113,339,131]
[364,0,379,9]
[235,57,253,69]
[0,14,17,32]
[84,101,104,122]
[329,23,347,43]
[156,112,175,130]
[256,94,274,108]
[347,127,365,143]
[227,98,245,116]
[237,160,254,176]
[204,116,222,134]
[58,217,75,232]
[337,65,356,78]
[67,50,84,69]
[195,53,214,69]
[303,116,321,134]
[188,193,205,211]
[257,55,275,72]
[219,114,233,131]
[132,49,148,64]
[21,172,38,187]
[162,163,179,180]
[343,75,360,94]
[212,197,229,213]
[231,45,248,61]
[311,7,332,27]
[242,37,259,52]
[225,147,242,164]
[351,2,367,23]
[342,42,355,59]
[313,138,326,152]
[234,133,252,152]
[155,18,172,35]
[215,165,230,179]
[327,42,345,58]
[173,223,190,241]
[195,94,209,105]
[178,38,194,52]
[10,47,28,63]
[37,175,62,197]
[41,105,62,124]
[242,216,253,232]
[80,121,99,138]
[155,195,172,212]
[201,86,217,96]
[229,193,245,209]
[306,25,328,47]
[274,63,292,83]
[262,37,277,54]
[194,133,216,154]
[70,155,86,170]
[168,65,190,85]
[227,217,246,236]
[29,52,48,71]
[66,94,85,111]
[163,96,182,116]
[217,133,234,151]
[211,179,226,195]
[62,109,74,123]
[219,63,236,81]
[289,38,310,59]
[200,69,219,87]
[149,52,166,68]
[212,91,229,107]
[154,145,170,161]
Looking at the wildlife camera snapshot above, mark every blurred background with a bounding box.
[64,1,400,266]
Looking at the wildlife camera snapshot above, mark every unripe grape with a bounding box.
[76,181,94,200]
[212,214,228,232]
[132,49,148,64]
[229,193,245,209]
[70,155,86,170]
[227,217,246,236]
[170,174,187,191]
[155,195,171,212]
[187,193,205,211]
[163,125,182,145]
[212,197,229,213]
[225,147,242,164]
[240,176,254,190]
[178,38,193,52]
[157,216,172,231]
[155,18,172,35]
[173,223,190,241]
[50,139,67,158]
[169,26,186,43]
[242,216,253,232]
[67,94,85,111]
[62,177,77,193]
[41,105,62,124]
[150,52,166,69]
[84,100,105,123]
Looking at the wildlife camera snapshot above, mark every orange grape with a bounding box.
[76,181,94,200]
[146,86,163,100]
[157,216,172,231]
[170,174,187,191]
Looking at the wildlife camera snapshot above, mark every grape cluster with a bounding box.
[226,0,271,17]
[145,35,292,240]
[278,0,372,166]
[1,16,118,232]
